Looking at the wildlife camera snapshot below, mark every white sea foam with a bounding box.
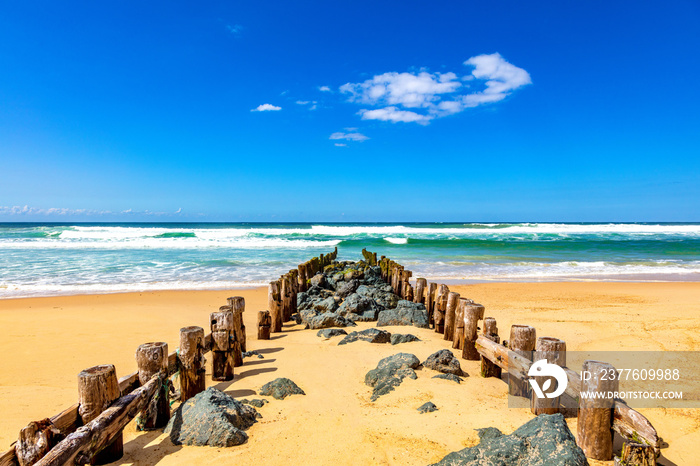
[384,237,408,244]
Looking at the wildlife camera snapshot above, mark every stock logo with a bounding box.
[528,359,568,399]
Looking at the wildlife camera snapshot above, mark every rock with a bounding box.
[390,333,421,345]
[336,279,360,298]
[309,273,327,288]
[338,328,392,345]
[418,401,438,414]
[356,284,399,309]
[361,266,385,286]
[376,300,429,328]
[338,293,381,321]
[312,297,339,313]
[432,373,463,383]
[165,387,257,447]
[239,398,269,408]
[364,353,421,401]
[242,351,264,359]
[306,312,357,330]
[297,287,334,312]
[423,349,466,376]
[317,328,348,339]
[430,414,588,466]
[259,378,306,400]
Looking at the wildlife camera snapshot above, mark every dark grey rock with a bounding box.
[364,353,421,401]
[418,401,438,414]
[239,398,269,408]
[356,284,399,309]
[338,328,392,345]
[312,296,339,313]
[309,273,327,288]
[316,328,348,339]
[259,378,306,400]
[432,373,463,383]
[423,349,466,376]
[376,300,429,328]
[390,333,421,345]
[338,293,381,321]
[430,414,588,466]
[306,312,357,329]
[165,387,257,447]
[361,266,385,286]
[336,279,360,298]
[242,350,264,359]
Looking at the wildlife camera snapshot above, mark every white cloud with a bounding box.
[329,131,369,142]
[0,205,183,217]
[251,103,282,112]
[318,86,331,92]
[359,107,432,124]
[340,53,530,124]
[296,100,310,105]
[334,143,347,147]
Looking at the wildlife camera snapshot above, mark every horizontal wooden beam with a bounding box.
[474,335,660,452]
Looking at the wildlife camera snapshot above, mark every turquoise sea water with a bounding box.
[1,222,699,298]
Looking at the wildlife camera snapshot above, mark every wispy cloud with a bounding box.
[0,205,184,217]
[251,103,282,112]
[330,131,369,142]
[226,24,243,34]
[295,100,317,110]
[318,86,332,92]
[340,53,530,124]
[334,143,347,147]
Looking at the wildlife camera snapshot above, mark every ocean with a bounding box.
[1,222,699,298]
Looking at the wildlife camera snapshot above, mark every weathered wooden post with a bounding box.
[426,282,437,327]
[77,364,122,464]
[268,280,282,332]
[210,310,234,381]
[179,326,206,403]
[530,337,567,415]
[228,296,247,352]
[443,292,460,341]
[616,442,657,466]
[508,325,536,397]
[452,298,468,349]
[297,263,307,292]
[414,278,426,304]
[135,342,170,430]
[405,283,414,302]
[434,284,449,334]
[280,275,291,322]
[258,310,271,340]
[15,419,63,466]
[578,360,619,461]
[461,302,485,359]
[219,305,242,367]
[480,317,502,378]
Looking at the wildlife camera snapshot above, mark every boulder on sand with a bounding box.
[364,353,421,401]
[376,300,429,328]
[422,349,466,376]
[338,328,391,345]
[165,388,257,447]
[259,378,305,400]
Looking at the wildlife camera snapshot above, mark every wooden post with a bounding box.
[228,296,247,352]
[258,310,271,340]
[77,365,122,464]
[578,360,619,461]
[480,317,502,378]
[530,337,567,415]
[16,419,63,466]
[405,283,414,302]
[268,280,282,333]
[461,302,485,360]
[414,278,426,304]
[219,306,242,368]
[452,298,467,349]
[616,442,656,466]
[210,310,234,381]
[426,282,437,327]
[179,326,206,403]
[434,284,449,334]
[443,292,460,341]
[297,263,307,292]
[280,275,291,322]
[508,325,536,397]
[135,342,169,430]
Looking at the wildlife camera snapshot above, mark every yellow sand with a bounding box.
[1,282,699,465]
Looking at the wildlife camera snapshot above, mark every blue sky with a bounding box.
[1,1,699,222]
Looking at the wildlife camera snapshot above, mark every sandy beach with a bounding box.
[1,282,699,465]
